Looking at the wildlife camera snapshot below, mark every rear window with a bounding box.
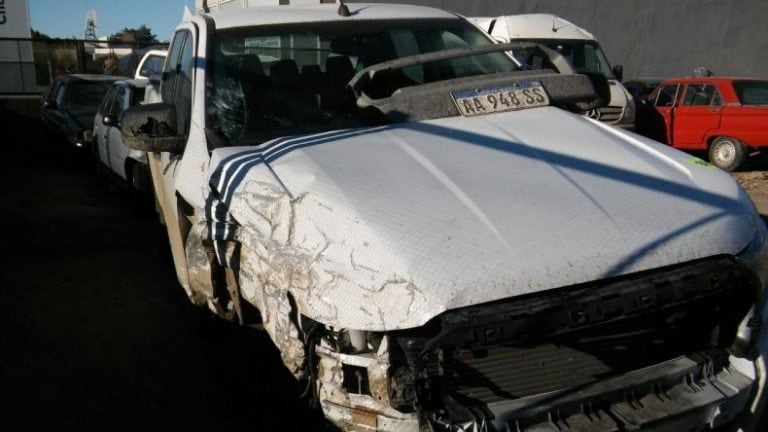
[733,80,768,105]
[66,81,113,106]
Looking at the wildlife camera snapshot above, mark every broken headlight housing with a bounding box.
[733,220,768,359]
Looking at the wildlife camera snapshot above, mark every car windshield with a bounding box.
[206,18,517,146]
[138,55,165,78]
[66,81,113,106]
[513,39,615,79]
[733,80,768,105]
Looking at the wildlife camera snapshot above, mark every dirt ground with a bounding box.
[733,170,768,217]
[0,110,325,431]
[3,109,768,431]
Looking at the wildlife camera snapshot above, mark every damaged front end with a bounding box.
[306,256,764,431]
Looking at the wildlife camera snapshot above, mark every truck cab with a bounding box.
[474,14,636,129]
[121,4,767,431]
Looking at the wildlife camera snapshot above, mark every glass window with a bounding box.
[733,80,768,105]
[113,87,128,115]
[532,40,615,79]
[65,81,112,107]
[130,87,146,106]
[54,83,67,106]
[655,84,679,107]
[682,84,721,106]
[206,18,516,146]
[161,31,186,103]
[174,32,195,137]
[139,55,166,79]
[99,85,118,114]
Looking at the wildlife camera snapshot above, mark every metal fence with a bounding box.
[0,37,168,96]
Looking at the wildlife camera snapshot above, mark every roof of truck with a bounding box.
[198,3,459,29]
[493,14,595,41]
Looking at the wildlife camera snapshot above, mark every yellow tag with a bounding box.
[687,157,716,169]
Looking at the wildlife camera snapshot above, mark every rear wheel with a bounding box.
[709,136,748,171]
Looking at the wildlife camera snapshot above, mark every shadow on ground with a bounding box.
[0,110,324,431]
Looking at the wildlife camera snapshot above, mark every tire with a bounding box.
[709,136,748,171]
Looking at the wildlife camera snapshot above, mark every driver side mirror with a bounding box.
[612,64,624,82]
[121,102,185,153]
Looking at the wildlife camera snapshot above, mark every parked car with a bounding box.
[638,77,768,171]
[135,49,167,105]
[121,4,768,431]
[134,49,167,80]
[40,74,128,148]
[93,79,151,191]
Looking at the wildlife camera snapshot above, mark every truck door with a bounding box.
[150,26,196,290]
[670,83,723,150]
[652,83,680,144]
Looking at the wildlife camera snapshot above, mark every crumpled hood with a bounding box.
[207,107,760,331]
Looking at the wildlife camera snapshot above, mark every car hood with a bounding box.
[207,107,760,331]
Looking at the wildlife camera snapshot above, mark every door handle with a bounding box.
[709,108,721,113]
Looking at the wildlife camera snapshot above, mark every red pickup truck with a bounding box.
[641,77,768,171]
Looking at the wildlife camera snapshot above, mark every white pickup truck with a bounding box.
[121,3,768,431]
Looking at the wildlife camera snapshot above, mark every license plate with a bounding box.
[451,81,549,117]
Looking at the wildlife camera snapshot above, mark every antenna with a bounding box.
[551,15,558,33]
[83,10,98,41]
[202,0,210,13]
[338,0,350,17]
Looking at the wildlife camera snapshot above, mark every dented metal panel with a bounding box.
[204,107,757,331]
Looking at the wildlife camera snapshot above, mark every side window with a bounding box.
[113,87,128,116]
[99,86,118,115]
[161,31,186,103]
[655,84,679,107]
[55,84,67,106]
[174,32,195,137]
[683,84,722,106]
[161,30,194,139]
[48,81,62,101]
[139,55,166,79]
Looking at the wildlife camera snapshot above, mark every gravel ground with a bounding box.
[733,169,768,217]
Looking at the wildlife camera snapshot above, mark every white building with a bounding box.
[0,0,36,94]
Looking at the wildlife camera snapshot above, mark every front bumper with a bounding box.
[481,354,757,432]
[318,351,763,432]
[315,256,766,431]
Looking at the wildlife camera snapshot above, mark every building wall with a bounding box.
[192,0,767,79]
[351,0,768,80]
[0,0,36,94]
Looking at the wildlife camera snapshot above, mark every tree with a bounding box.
[110,25,158,44]
[31,28,51,40]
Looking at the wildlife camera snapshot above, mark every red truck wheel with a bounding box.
[709,136,747,171]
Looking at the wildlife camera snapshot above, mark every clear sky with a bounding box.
[28,0,195,41]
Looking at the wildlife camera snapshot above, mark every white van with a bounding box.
[475,14,636,128]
